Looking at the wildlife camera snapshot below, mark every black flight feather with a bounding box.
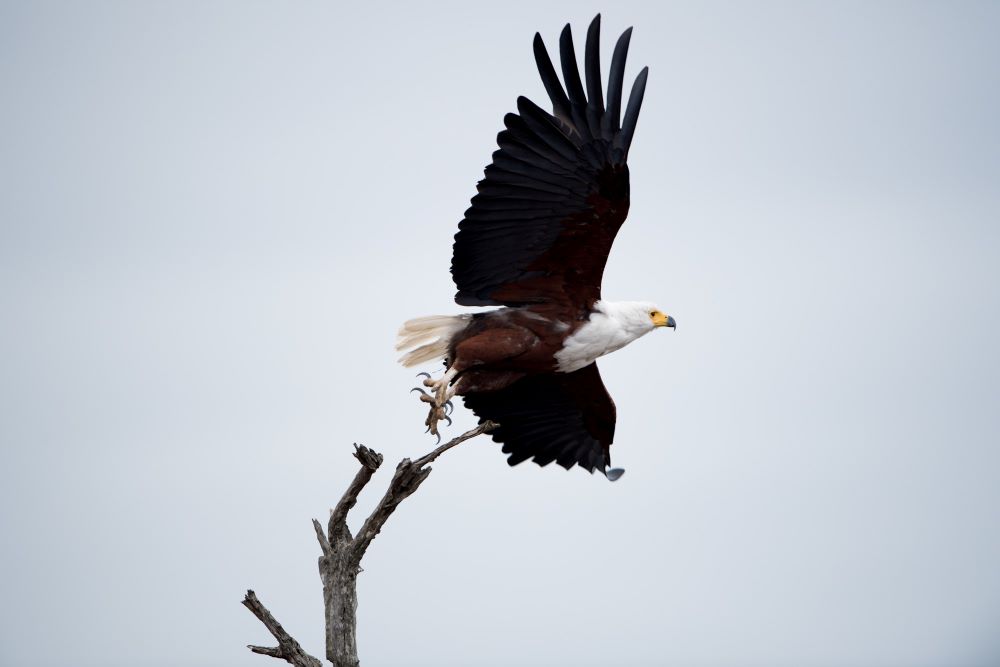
[532,33,572,126]
[619,66,649,156]
[558,24,589,137]
[585,15,605,119]
[603,27,633,140]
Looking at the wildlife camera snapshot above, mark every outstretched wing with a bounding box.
[461,363,617,475]
[451,15,648,310]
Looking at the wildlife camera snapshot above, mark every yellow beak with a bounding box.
[653,312,676,329]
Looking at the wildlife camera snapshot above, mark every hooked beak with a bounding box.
[653,312,677,330]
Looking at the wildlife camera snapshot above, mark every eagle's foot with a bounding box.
[413,369,457,438]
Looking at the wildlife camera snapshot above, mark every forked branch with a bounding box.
[244,421,497,667]
[352,422,495,558]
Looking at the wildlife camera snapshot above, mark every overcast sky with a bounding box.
[2,2,999,666]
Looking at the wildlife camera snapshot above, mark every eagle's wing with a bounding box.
[461,363,617,474]
[451,15,648,311]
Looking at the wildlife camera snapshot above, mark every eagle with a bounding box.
[397,15,674,480]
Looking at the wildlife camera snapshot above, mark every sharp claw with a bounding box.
[424,424,431,434]
[443,415,452,427]
[410,387,430,396]
[444,400,454,415]
[416,372,432,380]
[435,433,441,445]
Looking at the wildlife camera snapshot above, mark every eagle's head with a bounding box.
[597,300,676,340]
[647,307,677,331]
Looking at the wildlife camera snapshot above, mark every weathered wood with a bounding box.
[328,445,383,544]
[319,552,361,667]
[244,422,496,666]
[351,423,495,558]
[242,590,323,667]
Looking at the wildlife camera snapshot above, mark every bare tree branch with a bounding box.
[242,590,322,667]
[245,421,496,667]
[327,445,383,545]
[413,420,497,467]
[312,519,333,558]
[352,422,496,560]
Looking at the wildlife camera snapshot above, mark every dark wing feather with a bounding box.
[558,24,588,136]
[452,15,648,310]
[603,27,632,141]
[584,16,605,139]
[462,363,617,474]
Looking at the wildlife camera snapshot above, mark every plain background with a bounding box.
[2,1,999,665]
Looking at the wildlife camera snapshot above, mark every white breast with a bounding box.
[554,301,652,373]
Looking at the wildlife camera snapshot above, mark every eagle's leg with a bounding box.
[417,367,457,438]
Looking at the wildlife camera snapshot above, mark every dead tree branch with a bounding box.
[242,590,323,667]
[353,423,494,557]
[244,421,497,667]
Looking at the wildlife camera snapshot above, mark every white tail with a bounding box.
[395,315,470,367]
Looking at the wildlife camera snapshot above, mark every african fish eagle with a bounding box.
[397,15,675,480]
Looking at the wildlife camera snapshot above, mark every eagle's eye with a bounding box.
[649,311,657,317]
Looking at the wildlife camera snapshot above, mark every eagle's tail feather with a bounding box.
[396,315,470,367]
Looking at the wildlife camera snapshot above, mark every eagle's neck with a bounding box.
[553,300,655,373]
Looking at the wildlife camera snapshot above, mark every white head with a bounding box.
[597,300,676,339]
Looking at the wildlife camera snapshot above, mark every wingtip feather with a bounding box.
[620,65,649,155]
[603,27,634,138]
[533,32,571,122]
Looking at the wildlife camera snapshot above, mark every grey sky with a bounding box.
[2,1,999,666]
